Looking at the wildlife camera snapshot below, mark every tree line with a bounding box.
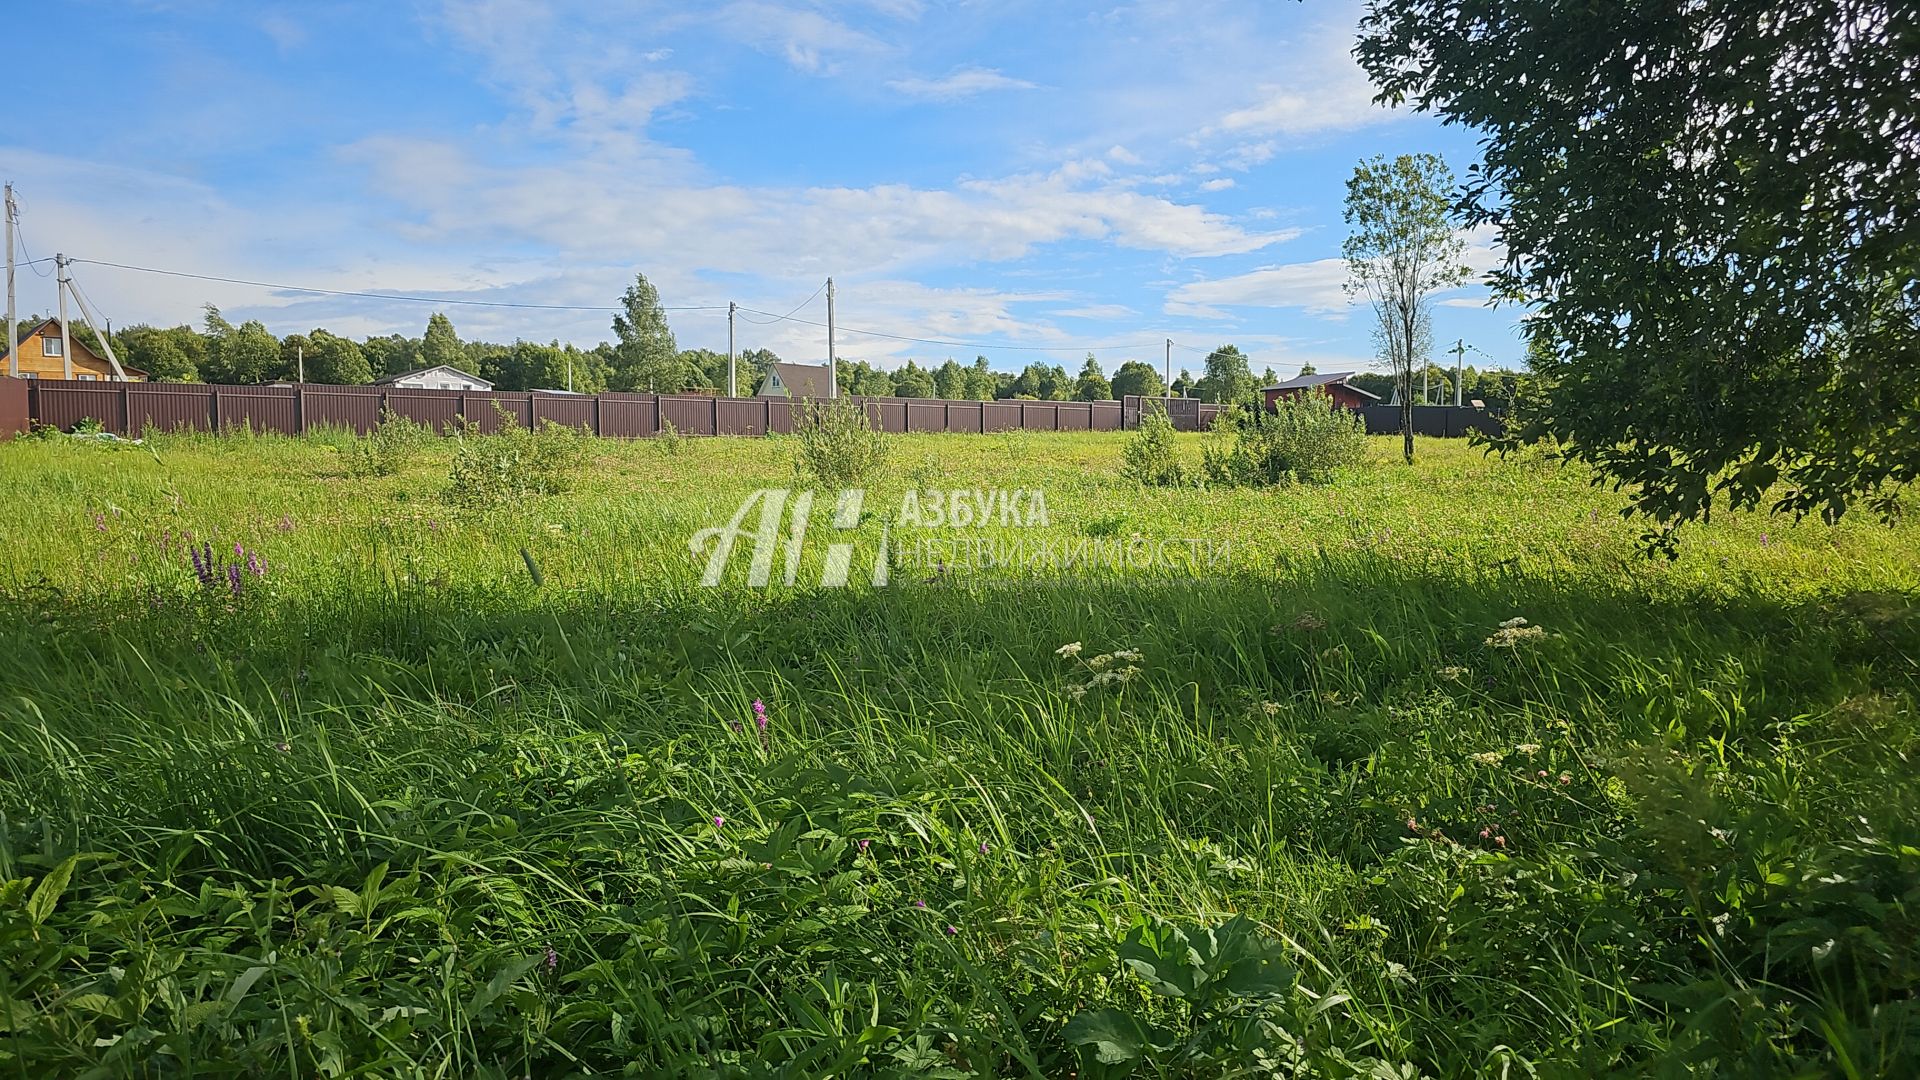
[34,271,1524,405]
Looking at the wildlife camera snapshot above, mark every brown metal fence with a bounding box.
[1360,405,1505,439]
[0,376,27,440]
[11,378,1151,440]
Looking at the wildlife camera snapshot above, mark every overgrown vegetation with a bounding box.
[1202,390,1369,486]
[1120,401,1185,486]
[791,394,889,488]
[0,432,1915,1076]
[347,407,436,478]
[445,407,589,508]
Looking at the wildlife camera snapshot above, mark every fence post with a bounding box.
[209,385,221,432]
[528,393,538,429]
[763,397,771,435]
[293,383,305,435]
[120,382,131,437]
[712,394,719,436]
[592,394,601,436]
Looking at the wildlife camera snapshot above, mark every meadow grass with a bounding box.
[0,429,1915,1077]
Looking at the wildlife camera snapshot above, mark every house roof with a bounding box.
[373,364,493,388]
[1261,371,1378,400]
[762,361,832,399]
[2,317,147,376]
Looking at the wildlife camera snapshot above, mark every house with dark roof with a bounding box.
[1262,371,1378,412]
[374,364,493,391]
[2,318,144,381]
[755,362,833,400]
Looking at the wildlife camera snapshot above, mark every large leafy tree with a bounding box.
[1074,354,1111,401]
[1110,360,1166,399]
[965,357,997,401]
[1358,0,1919,528]
[610,273,686,392]
[933,359,967,400]
[1195,344,1255,404]
[892,360,936,398]
[1343,153,1467,464]
[200,306,279,385]
[304,329,372,385]
[419,313,463,369]
[118,325,198,382]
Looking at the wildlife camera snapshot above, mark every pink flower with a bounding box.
[914,899,927,909]
[1537,770,1549,779]
[944,925,958,936]
[713,815,725,828]
[857,839,870,852]
[1494,835,1508,849]
[1558,773,1572,785]
[1406,818,1419,832]
[1479,828,1491,839]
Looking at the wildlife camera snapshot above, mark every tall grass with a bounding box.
[0,431,1914,1076]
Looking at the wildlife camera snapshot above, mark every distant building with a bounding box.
[755,362,832,399]
[1262,371,1378,412]
[1,318,144,381]
[374,365,493,391]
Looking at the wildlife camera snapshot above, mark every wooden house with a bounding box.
[1,318,144,381]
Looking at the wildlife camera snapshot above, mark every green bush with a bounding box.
[446,407,588,508]
[1202,389,1367,486]
[1120,401,1185,486]
[792,395,888,488]
[347,407,435,478]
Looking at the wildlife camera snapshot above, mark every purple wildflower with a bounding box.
[190,544,206,580]
[914,899,927,909]
[713,815,725,829]
[858,839,870,852]
[227,565,243,596]
[752,699,768,732]
[246,551,264,577]
[234,542,245,557]
[944,925,958,936]
[979,842,990,855]
[544,945,558,971]
[1760,532,1770,547]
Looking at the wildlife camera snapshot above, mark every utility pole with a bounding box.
[297,343,305,383]
[1164,338,1172,399]
[5,184,15,378]
[55,254,72,380]
[1451,338,1466,407]
[826,278,837,399]
[727,301,737,398]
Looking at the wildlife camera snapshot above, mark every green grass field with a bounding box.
[1,429,1915,1077]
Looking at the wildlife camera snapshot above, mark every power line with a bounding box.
[69,257,730,313]
[736,279,828,325]
[733,304,1160,354]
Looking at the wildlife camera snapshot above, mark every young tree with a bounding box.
[1359,0,1918,530]
[1195,344,1255,403]
[610,272,685,392]
[933,358,966,400]
[304,329,373,385]
[1261,365,1279,387]
[1170,368,1194,398]
[1343,153,1468,464]
[119,325,197,382]
[420,313,462,369]
[1110,360,1167,399]
[1074,354,1111,401]
[965,356,996,400]
[893,360,936,398]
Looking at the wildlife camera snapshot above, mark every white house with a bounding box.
[374,365,494,391]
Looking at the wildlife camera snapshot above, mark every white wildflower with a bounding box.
[1055,642,1083,658]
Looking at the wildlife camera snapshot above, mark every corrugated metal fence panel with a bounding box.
[301,385,381,434]
[33,381,127,433]
[949,402,984,433]
[1361,405,1503,438]
[383,389,461,432]
[982,401,1019,432]
[532,394,595,431]
[464,393,528,432]
[0,377,31,438]
[717,396,769,436]
[1059,403,1091,431]
[905,402,946,432]
[598,393,658,437]
[766,398,794,435]
[129,383,212,435]
[1091,401,1121,431]
[212,386,296,434]
[659,394,717,435]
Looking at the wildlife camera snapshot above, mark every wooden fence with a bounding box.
[8,378,1167,440]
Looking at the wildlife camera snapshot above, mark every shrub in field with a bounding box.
[1121,401,1185,486]
[446,407,588,508]
[347,407,435,478]
[792,395,888,488]
[655,415,687,455]
[1202,389,1367,486]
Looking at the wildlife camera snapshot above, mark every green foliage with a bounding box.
[1120,402,1185,486]
[348,408,435,478]
[201,307,279,386]
[1203,390,1369,486]
[1194,344,1255,404]
[1074,353,1112,402]
[1343,153,1469,464]
[446,409,588,508]
[1110,360,1166,400]
[792,394,888,488]
[117,324,199,383]
[610,273,684,392]
[891,360,936,399]
[418,313,462,370]
[933,359,967,400]
[301,329,373,385]
[1358,0,1919,528]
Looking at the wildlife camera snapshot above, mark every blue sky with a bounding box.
[6,0,1522,377]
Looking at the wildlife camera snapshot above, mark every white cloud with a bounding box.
[721,1,889,74]
[1199,178,1236,192]
[1165,259,1353,319]
[887,66,1038,101]
[1051,304,1137,320]
[1106,145,1142,165]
